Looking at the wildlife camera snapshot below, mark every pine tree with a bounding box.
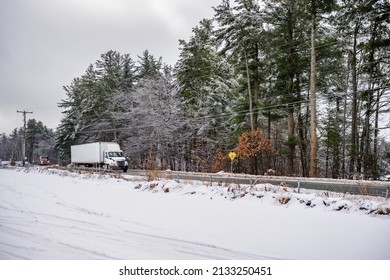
[137,50,163,80]
[56,51,137,157]
[336,0,390,179]
[214,0,264,132]
[305,0,337,177]
[262,0,311,176]
[176,18,237,171]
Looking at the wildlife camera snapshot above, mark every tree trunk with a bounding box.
[348,25,359,178]
[342,54,349,178]
[287,107,295,175]
[267,111,272,140]
[243,47,255,132]
[297,75,308,177]
[309,2,318,177]
[298,108,308,177]
[373,88,380,179]
[363,20,378,179]
[253,43,260,131]
[332,98,341,179]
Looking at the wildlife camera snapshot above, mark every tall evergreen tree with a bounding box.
[305,0,337,177]
[176,18,237,171]
[336,0,390,179]
[214,0,264,132]
[262,0,311,176]
[137,50,163,80]
[56,51,137,157]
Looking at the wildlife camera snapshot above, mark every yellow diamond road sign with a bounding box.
[228,151,237,161]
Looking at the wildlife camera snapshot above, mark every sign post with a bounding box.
[227,151,237,173]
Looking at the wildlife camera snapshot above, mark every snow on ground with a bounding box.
[0,167,389,260]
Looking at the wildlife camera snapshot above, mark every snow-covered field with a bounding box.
[0,167,389,260]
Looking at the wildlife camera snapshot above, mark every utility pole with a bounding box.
[17,110,33,166]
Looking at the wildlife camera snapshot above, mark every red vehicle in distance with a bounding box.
[39,156,50,165]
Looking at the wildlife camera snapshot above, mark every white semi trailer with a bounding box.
[71,142,128,172]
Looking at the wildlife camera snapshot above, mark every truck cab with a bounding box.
[103,150,128,172]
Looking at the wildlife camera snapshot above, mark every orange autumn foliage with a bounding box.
[211,148,230,172]
[237,130,275,158]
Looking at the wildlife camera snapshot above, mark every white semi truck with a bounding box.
[71,142,128,172]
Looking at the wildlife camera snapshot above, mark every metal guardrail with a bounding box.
[127,170,390,198]
[383,188,390,199]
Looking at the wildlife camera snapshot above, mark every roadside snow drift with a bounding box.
[0,167,389,260]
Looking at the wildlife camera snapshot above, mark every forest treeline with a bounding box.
[1,0,389,179]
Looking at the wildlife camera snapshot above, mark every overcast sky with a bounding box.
[1,0,389,139]
[0,0,221,135]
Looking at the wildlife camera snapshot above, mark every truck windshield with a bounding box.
[108,152,124,157]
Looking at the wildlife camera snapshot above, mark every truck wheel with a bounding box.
[123,166,128,173]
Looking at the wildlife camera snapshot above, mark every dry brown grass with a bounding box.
[146,169,159,181]
[278,195,291,204]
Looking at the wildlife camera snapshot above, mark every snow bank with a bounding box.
[9,166,390,216]
[1,167,389,260]
[120,169,390,216]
